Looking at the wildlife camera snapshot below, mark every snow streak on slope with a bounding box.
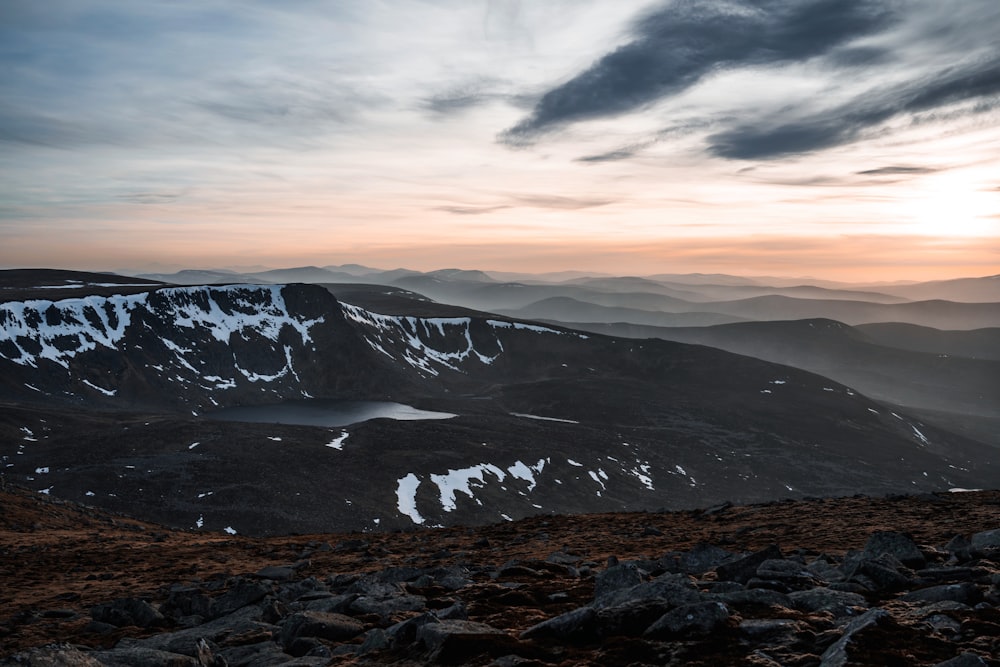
[396,458,550,524]
[0,286,326,404]
[0,293,149,368]
[161,285,321,344]
[340,303,585,377]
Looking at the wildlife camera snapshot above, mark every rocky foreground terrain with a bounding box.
[2,485,999,666]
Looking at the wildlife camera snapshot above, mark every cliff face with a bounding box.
[0,284,395,411]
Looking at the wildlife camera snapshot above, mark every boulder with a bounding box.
[90,598,165,629]
[788,588,868,617]
[863,531,926,569]
[715,545,783,584]
[279,611,365,648]
[643,601,731,639]
[818,608,890,667]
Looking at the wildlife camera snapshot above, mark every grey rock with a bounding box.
[863,531,926,569]
[90,598,165,629]
[970,528,1000,554]
[255,565,296,582]
[594,597,685,637]
[90,648,198,667]
[933,653,989,667]
[434,600,469,620]
[818,608,890,667]
[357,628,391,655]
[756,558,820,590]
[301,592,357,614]
[349,592,426,619]
[279,611,365,648]
[643,601,731,639]
[127,606,269,657]
[713,587,792,611]
[1,644,103,667]
[946,535,973,562]
[520,606,598,641]
[789,588,868,617]
[678,543,732,575]
[900,582,981,605]
[416,619,508,651]
[715,545,783,584]
[594,577,701,609]
[386,612,441,645]
[739,618,800,641]
[593,563,645,603]
[210,579,271,619]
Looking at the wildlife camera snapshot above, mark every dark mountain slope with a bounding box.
[856,322,1000,360]
[545,319,1000,428]
[2,273,997,536]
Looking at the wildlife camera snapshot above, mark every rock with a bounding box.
[789,588,868,617]
[678,543,732,575]
[90,598,165,629]
[434,600,469,620]
[715,545,783,584]
[844,555,911,592]
[90,648,199,667]
[1,644,103,666]
[970,528,1000,554]
[946,535,974,562]
[279,611,365,648]
[755,558,820,590]
[900,582,981,605]
[593,576,701,609]
[594,597,687,637]
[713,587,792,611]
[863,531,926,569]
[254,565,296,581]
[123,606,271,657]
[210,579,271,619]
[416,619,511,660]
[818,608,890,667]
[739,618,801,641]
[385,612,441,646]
[643,601,731,639]
[520,606,598,642]
[357,628,391,655]
[933,653,990,667]
[593,563,645,603]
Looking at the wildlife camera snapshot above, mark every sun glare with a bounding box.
[902,172,1000,238]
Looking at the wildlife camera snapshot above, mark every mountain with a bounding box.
[495,296,746,327]
[242,265,362,284]
[871,274,1000,303]
[2,271,997,537]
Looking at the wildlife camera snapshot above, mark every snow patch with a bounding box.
[326,430,349,450]
[430,464,506,512]
[223,526,237,535]
[396,473,425,525]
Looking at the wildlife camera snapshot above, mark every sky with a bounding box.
[1,0,999,282]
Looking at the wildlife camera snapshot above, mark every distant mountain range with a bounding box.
[1,267,997,537]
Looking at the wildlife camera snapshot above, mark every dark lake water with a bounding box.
[207,399,457,427]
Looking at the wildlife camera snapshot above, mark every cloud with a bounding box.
[707,56,1000,159]
[855,166,938,176]
[514,195,614,210]
[434,205,511,215]
[500,0,895,144]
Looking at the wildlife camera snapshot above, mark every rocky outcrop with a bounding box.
[5,523,999,666]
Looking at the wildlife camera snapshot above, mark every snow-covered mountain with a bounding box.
[1,273,997,535]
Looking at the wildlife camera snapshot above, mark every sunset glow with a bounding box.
[1,1,998,281]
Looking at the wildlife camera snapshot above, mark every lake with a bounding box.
[208,399,457,427]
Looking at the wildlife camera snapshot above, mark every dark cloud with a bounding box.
[708,56,1000,159]
[422,78,532,116]
[500,0,895,144]
[855,166,938,176]
[575,144,649,163]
